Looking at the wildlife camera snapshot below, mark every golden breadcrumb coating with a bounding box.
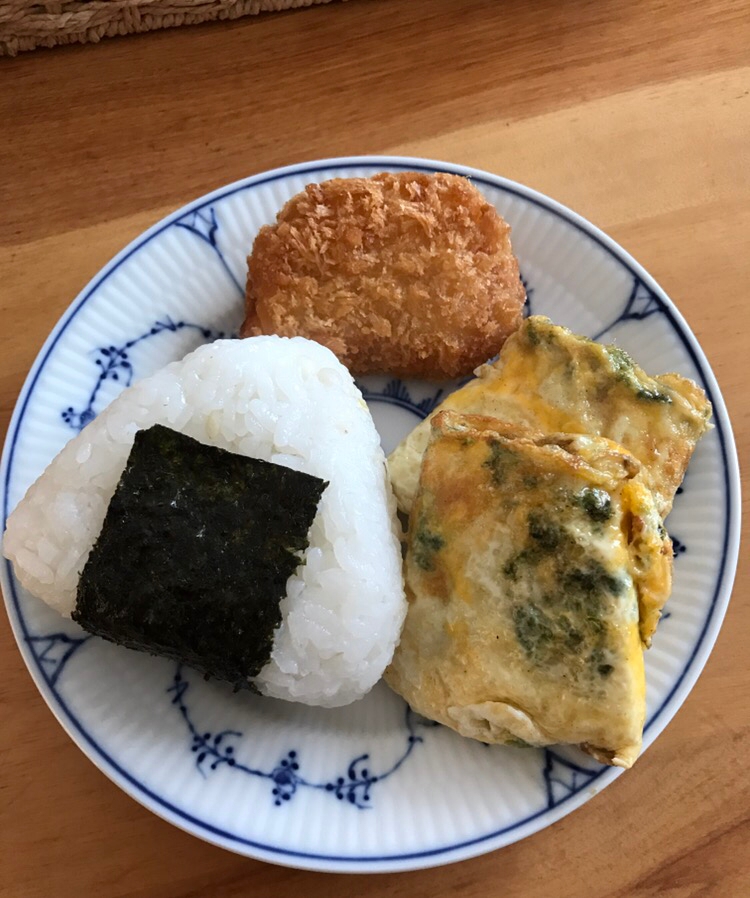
[241,172,526,378]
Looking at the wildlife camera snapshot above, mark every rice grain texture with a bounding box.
[4,337,406,707]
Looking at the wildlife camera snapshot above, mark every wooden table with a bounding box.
[2,1,748,895]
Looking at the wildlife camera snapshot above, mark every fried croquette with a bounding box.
[241,172,526,378]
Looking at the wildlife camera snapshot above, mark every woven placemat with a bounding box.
[0,0,345,56]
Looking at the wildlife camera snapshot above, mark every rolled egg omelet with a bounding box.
[385,411,672,768]
[388,316,712,523]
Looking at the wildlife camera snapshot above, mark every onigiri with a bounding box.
[3,336,406,707]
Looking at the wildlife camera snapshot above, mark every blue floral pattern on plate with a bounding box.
[168,665,437,809]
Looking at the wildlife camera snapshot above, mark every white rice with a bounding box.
[3,336,406,707]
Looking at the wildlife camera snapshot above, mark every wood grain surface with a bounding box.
[1,1,748,895]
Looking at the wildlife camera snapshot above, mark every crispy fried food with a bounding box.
[241,172,526,378]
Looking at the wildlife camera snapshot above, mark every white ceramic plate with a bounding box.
[1,157,740,873]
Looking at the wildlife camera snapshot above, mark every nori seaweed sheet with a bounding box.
[73,424,327,689]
